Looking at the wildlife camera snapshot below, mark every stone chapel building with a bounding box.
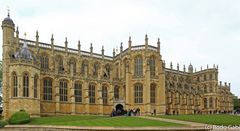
[1,13,233,119]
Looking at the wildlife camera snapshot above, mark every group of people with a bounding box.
[110,108,141,117]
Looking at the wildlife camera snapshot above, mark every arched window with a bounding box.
[34,75,38,98]
[204,98,208,108]
[149,57,155,77]
[114,86,119,99]
[23,73,29,97]
[89,83,95,104]
[40,55,49,70]
[58,57,64,73]
[150,83,156,104]
[60,80,68,102]
[209,97,213,108]
[134,56,143,76]
[74,82,82,103]
[134,83,143,103]
[43,78,52,100]
[102,85,108,105]
[12,72,18,97]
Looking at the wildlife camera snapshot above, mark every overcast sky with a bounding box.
[0,0,239,97]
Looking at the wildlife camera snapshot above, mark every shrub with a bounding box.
[0,120,7,127]
[9,110,30,124]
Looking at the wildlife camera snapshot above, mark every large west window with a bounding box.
[60,80,68,102]
[102,85,108,105]
[134,83,143,103]
[23,73,29,97]
[89,84,95,104]
[134,56,143,76]
[74,82,82,103]
[43,78,52,100]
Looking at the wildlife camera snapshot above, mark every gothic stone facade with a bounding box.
[2,15,233,119]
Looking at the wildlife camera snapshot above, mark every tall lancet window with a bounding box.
[134,56,143,76]
[40,55,49,70]
[23,73,29,97]
[60,80,68,102]
[149,57,156,77]
[134,83,143,103]
[12,72,18,97]
[102,85,108,105]
[34,75,38,98]
[150,83,156,104]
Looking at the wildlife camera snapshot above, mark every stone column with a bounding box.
[145,58,151,115]
[125,60,131,109]
[98,83,103,114]
[84,82,89,114]
[55,80,60,114]
[70,80,76,114]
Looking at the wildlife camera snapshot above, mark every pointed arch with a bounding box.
[149,55,156,77]
[134,55,143,76]
[150,83,156,104]
[34,74,38,98]
[23,72,29,97]
[74,81,82,103]
[12,71,18,97]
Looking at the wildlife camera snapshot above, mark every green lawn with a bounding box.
[29,115,183,127]
[158,114,240,126]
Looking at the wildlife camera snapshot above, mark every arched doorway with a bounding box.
[115,104,124,115]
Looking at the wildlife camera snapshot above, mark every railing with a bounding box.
[148,45,158,52]
[131,45,145,50]
[19,38,159,61]
[39,42,51,49]
[68,48,78,54]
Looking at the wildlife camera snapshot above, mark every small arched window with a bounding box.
[134,56,143,76]
[23,73,29,97]
[12,72,18,97]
